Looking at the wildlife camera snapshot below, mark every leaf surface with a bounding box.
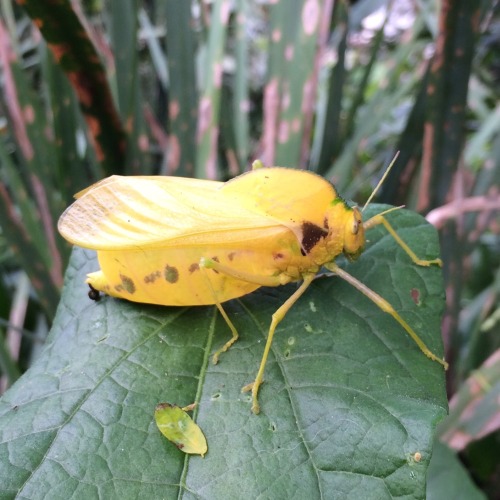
[426,442,486,500]
[0,207,448,499]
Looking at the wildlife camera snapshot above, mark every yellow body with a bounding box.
[58,164,446,414]
[58,168,364,306]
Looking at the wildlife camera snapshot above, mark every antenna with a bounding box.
[362,151,400,212]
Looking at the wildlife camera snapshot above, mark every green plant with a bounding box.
[0,0,498,497]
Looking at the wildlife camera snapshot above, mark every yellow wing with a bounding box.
[222,167,338,226]
[58,174,290,251]
[221,168,339,244]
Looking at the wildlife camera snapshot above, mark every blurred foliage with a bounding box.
[0,0,499,496]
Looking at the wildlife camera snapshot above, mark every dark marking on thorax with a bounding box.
[301,222,328,255]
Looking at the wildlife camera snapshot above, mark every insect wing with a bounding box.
[154,403,207,456]
[58,175,288,250]
[221,167,338,228]
[72,174,220,199]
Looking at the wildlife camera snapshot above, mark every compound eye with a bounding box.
[352,218,360,235]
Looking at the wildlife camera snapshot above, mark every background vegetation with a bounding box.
[0,0,498,498]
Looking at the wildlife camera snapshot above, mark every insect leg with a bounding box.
[325,262,448,369]
[200,257,313,413]
[198,265,241,364]
[363,214,442,267]
[200,257,290,286]
[242,274,316,414]
[212,301,240,364]
[199,258,289,365]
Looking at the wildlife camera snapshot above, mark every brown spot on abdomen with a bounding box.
[164,264,179,284]
[144,270,161,284]
[119,274,136,294]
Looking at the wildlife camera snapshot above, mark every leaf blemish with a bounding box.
[411,288,421,305]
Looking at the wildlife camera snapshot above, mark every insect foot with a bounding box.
[241,381,261,415]
[414,257,443,267]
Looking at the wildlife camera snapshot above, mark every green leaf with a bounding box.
[426,442,486,500]
[155,403,208,456]
[19,0,126,174]
[438,349,500,450]
[0,206,447,499]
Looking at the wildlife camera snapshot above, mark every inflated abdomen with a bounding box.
[87,235,310,306]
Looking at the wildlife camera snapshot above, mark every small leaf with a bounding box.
[155,403,207,457]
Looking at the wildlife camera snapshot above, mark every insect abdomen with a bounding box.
[90,235,314,306]
[91,247,258,306]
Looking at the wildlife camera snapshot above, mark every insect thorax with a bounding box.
[320,202,366,263]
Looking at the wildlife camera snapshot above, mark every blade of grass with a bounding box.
[233,0,250,171]
[109,0,146,174]
[271,0,325,167]
[164,0,198,176]
[195,0,231,179]
[18,0,126,174]
[419,0,480,211]
[312,0,348,174]
[41,45,95,203]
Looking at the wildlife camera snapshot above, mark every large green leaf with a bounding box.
[0,207,447,499]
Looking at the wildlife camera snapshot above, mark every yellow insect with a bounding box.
[58,161,448,414]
